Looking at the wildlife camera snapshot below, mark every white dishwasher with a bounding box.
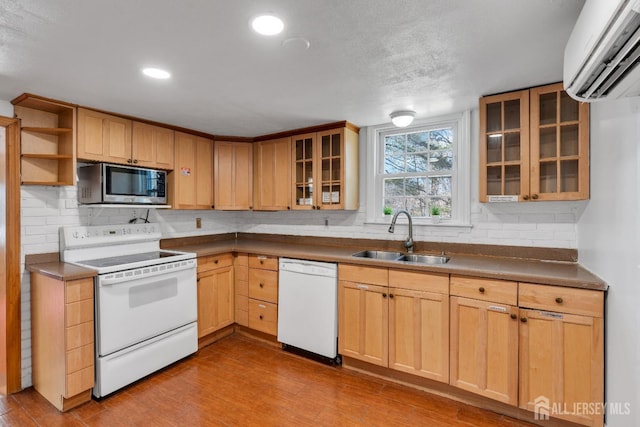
[278,258,339,362]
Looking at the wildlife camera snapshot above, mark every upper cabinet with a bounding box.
[131,122,175,170]
[214,141,253,210]
[78,108,175,170]
[12,94,76,186]
[479,82,589,202]
[291,125,359,210]
[169,131,213,209]
[77,108,132,165]
[253,137,291,211]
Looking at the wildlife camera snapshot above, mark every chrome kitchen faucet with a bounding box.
[388,209,414,253]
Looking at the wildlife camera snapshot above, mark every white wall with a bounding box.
[577,98,640,427]
[0,100,13,117]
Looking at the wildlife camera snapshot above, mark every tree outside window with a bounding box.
[382,127,453,218]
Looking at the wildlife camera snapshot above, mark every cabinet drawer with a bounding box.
[249,255,279,271]
[66,343,94,374]
[65,278,93,303]
[339,264,388,286]
[65,366,94,398]
[450,275,517,306]
[66,321,94,351]
[65,299,93,327]
[248,299,277,335]
[248,269,278,303]
[519,283,604,317]
[198,253,233,272]
[389,269,449,294]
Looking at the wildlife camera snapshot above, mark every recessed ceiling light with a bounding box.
[251,14,284,36]
[142,68,171,79]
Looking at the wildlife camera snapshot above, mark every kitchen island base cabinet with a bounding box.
[31,273,94,411]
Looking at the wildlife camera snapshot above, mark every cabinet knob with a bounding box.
[382,293,387,298]
[287,206,291,210]
[214,259,218,264]
[127,159,133,164]
[389,294,394,299]
[249,206,253,210]
[555,297,563,304]
[520,317,527,323]
[510,313,517,320]
[478,287,485,293]
[197,278,200,282]
[133,159,138,164]
[532,194,539,200]
[259,315,263,320]
[259,283,264,288]
[212,205,215,209]
[523,195,530,200]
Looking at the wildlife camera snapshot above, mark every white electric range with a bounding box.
[60,223,197,398]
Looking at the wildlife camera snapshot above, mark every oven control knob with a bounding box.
[73,231,79,239]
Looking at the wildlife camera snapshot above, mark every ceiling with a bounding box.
[0,0,585,137]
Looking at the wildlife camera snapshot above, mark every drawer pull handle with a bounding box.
[258,304,266,309]
[356,284,369,290]
[555,297,563,304]
[510,313,517,320]
[259,283,264,288]
[520,317,527,323]
[478,287,485,293]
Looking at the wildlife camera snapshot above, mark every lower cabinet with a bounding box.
[338,264,450,383]
[518,283,604,427]
[197,253,234,338]
[234,253,249,327]
[449,295,519,405]
[247,254,279,335]
[388,269,449,382]
[31,273,94,411]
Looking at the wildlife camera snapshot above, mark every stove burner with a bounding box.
[77,251,180,269]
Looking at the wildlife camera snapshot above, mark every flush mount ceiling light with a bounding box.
[390,110,416,127]
[142,67,171,79]
[251,14,284,36]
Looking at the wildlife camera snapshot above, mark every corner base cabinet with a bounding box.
[31,273,94,411]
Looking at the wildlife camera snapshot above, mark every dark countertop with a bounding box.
[27,237,607,291]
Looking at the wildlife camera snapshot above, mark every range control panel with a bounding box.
[60,223,162,250]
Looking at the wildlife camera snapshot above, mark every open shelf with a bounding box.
[12,94,77,186]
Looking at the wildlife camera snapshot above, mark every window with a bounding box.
[366,111,470,225]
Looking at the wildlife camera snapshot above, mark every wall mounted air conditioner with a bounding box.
[564,0,640,101]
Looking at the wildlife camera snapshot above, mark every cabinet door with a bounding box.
[338,280,388,367]
[529,83,589,201]
[197,265,234,338]
[479,91,530,202]
[449,296,519,405]
[316,129,344,209]
[253,137,291,210]
[77,108,132,164]
[214,141,253,210]
[292,133,315,210]
[519,309,604,427]
[172,132,213,209]
[389,287,449,383]
[132,121,174,169]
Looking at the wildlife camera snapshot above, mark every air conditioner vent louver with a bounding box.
[564,0,640,102]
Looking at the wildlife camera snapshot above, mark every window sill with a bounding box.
[365,219,473,229]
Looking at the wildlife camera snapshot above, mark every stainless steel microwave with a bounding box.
[77,163,167,205]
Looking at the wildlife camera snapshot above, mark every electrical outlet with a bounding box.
[196,218,202,229]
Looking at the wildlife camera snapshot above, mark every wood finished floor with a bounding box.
[2,334,537,426]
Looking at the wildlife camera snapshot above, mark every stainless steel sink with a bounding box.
[398,254,450,264]
[351,250,403,260]
[351,250,450,265]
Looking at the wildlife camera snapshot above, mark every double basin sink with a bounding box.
[352,250,450,265]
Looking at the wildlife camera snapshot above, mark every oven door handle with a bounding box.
[99,260,196,286]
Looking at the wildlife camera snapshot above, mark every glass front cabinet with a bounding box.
[479,83,589,202]
[291,125,359,210]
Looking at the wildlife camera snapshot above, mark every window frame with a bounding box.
[365,111,471,226]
